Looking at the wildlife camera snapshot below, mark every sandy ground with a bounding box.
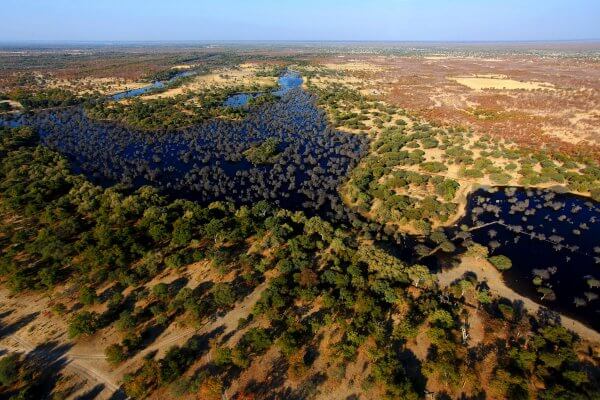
[141,66,277,100]
[449,75,555,91]
[47,76,149,95]
[308,53,600,155]
[171,64,197,70]
[543,109,600,145]
[0,263,273,399]
[0,100,22,109]
[437,255,600,343]
[0,287,123,399]
[323,61,384,72]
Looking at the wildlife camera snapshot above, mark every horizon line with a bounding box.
[1,39,600,45]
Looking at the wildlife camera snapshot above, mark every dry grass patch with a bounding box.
[47,76,149,95]
[323,62,384,72]
[141,67,278,100]
[449,74,556,91]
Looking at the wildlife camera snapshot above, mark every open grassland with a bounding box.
[306,53,600,160]
[448,74,556,91]
[300,59,600,235]
[46,76,149,96]
[141,64,278,100]
[1,45,600,400]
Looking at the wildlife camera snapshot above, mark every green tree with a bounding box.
[0,353,20,387]
[430,309,455,329]
[79,286,97,306]
[116,310,137,332]
[105,343,127,365]
[68,311,99,338]
[152,282,170,300]
[212,283,236,308]
[489,255,512,271]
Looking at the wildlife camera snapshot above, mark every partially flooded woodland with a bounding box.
[3,80,369,222]
[1,43,600,400]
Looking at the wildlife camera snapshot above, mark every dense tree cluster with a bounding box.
[86,82,271,130]
[344,124,461,232]
[0,126,598,399]
[5,88,83,111]
[243,137,281,164]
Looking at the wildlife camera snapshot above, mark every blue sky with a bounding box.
[1,0,599,42]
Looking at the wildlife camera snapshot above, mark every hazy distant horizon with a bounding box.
[1,39,599,52]
[2,0,599,43]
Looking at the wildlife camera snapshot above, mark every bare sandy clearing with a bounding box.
[47,76,149,95]
[437,255,600,343]
[323,62,384,72]
[0,100,22,109]
[449,75,556,91]
[171,64,196,70]
[141,68,277,100]
[305,75,370,91]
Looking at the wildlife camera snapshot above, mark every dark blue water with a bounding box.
[1,82,369,222]
[273,71,304,96]
[456,187,600,331]
[224,71,303,108]
[224,93,258,107]
[112,71,195,100]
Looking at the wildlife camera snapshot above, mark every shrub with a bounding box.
[420,161,447,173]
[461,168,484,179]
[79,286,97,306]
[105,343,127,365]
[489,255,512,271]
[213,347,233,367]
[0,353,20,386]
[212,283,236,309]
[591,187,600,202]
[244,138,281,164]
[68,311,100,338]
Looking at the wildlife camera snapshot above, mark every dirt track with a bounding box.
[0,277,272,399]
[0,333,124,399]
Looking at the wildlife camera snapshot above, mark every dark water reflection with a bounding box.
[224,71,304,107]
[3,71,600,332]
[112,71,196,100]
[455,187,600,331]
[224,93,258,107]
[1,80,369,223]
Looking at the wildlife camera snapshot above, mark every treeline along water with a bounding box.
[3,73,600,332]
[112,70,196,100]
[1,75,369,222]
[223,71,306,107]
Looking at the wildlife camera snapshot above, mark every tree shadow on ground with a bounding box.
[0,311,39,339]
[107,389,129,400]
[52,379,87,399]
[17,340,74,398]
[74,383,105,400]
[97,283,123,304]
[97,286,146,330]
[398,348,427,394]
[138,321,171,350]
[239,355,327,400]
[437,392,487,400]
[168,277,189,294]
